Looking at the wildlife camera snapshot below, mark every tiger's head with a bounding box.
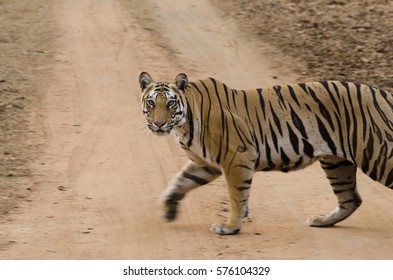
[139,72,188,136]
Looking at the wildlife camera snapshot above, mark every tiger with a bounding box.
[138,71,393,235]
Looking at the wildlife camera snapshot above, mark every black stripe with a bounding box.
[236,186,251,191]
[370,86,393,131]
[361,129,373,174]
[269,102,283,136]
[355,83,367,141]
[269,121,279,152]
[320,81,340,113]
[257,88,266,119]
[385,168,393,187]
[217,142,222,165]
[334,189,352,194]
[234,164,253,170]
[223,83,230,108]
[243,179,253,184]
[385,131,393,142]
[342,82,358,161]
[308,85,335,131]
[264,135,275,169]
[367,106,383,143]
[203,166,221,175]
[172,111,183,117]
[186,100,194,148]
[340,199,356,205]
[210,78,225,165]
[289,104,308,139]
[343,96,355,161]
[183,172,209,185]
[199,80,212,158]
[320,160,354,170]
[298,83,308,94]
[377,142,388,182]
[212,81,224,107]
[273,85,287,110]
[280,147,290,165]
[254,108,264,147]
[331,82,342,101]
[331,181,354,187]
[224,115,230,161]
[252,127,260,170]
[286,122,300,154]
[380,89,393,111]
[242,90,251,120]
[302,138,314,158]
[369,161,379,181]
[231,89,238,110]
[316,115,337,155]
[255,109,264,144]
[334,111,346,159]
[293,157,304,169]
[288,85,301,107]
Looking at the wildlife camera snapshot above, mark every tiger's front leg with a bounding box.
[211,164,254,235]
[162,160,221,221]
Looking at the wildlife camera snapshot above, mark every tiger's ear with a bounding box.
[139,72,153,91]
[175,73,188,93]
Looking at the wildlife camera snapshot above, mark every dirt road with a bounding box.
[1,0,393,259]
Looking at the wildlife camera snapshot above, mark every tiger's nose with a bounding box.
[154,121,166,128]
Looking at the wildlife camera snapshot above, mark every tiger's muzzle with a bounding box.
[147,121,174,136]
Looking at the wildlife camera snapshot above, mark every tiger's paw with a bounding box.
[307,205,359,227]
[307,215,336,227]
[210,223,241,235]
[162,192,185,222]
[161,199,178,222]
[162,200,179,222]
[164,209,177,222]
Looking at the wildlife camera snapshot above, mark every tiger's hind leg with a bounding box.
[162,160,221,221]
[307,156,362,227]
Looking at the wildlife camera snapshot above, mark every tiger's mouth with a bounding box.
[152,129,171,136]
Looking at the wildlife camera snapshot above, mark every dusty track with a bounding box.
[1,0,393,259]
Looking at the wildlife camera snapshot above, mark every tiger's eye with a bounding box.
[147,99,155,107]
[167,100,176,107]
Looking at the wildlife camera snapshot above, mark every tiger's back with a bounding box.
[187,79,393,183]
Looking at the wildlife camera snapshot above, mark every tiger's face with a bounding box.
[139,72,188,136]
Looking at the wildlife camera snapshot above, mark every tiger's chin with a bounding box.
[151,129,172,136]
